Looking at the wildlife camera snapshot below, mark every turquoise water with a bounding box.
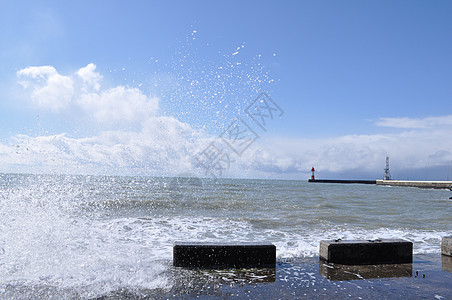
[0,173,450,297]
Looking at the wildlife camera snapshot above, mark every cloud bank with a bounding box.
[255,128,452,179]
[2,64,452,180]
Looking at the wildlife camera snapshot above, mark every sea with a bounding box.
[0,173,450,298]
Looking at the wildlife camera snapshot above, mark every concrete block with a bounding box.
[173,242,276,268]
[442,236,452,256]
[442,255,452,273]
[319,261,412,280]
[319,239,412,265]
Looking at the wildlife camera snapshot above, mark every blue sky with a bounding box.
[1,0,451,180]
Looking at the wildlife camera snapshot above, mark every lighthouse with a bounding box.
[311,167,315,180]
[384,157,391,180]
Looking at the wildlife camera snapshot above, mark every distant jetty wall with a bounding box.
[376,180,452,189]
[308,179,376,184]
[309,179,452,189]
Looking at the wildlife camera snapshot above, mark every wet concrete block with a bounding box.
[442,236,452,256]
[319,261,412,280]
[173,242,276,268]
[319,239,412,265]
[442,255,452,273]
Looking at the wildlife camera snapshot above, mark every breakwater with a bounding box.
[376,180,452,189]
[309,179,452,189]
[308,179,376,184]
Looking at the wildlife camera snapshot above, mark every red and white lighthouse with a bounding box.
[311,167,315,180]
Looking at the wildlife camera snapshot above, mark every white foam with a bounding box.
[272,227,447,258]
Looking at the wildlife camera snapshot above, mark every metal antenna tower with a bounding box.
[384,156,391,180]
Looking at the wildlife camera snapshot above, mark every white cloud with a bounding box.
[77,86,159,124]
[376,115,452,129]
[1,122,204,176]
[17,66,74,112]
[17,65,57,80]
[77,63,102,91]
[17,63,159,125]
